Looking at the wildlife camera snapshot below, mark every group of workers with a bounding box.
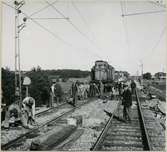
[2,96,36,129]
[69,79,137,122]
[2,81,63,129]
[69,80,105,106]
[2,79,137,129]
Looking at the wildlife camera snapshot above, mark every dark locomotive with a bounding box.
[90,60,115,92]
[91,60,115,83]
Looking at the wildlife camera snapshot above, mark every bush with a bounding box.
[143,72,152,80]
[25,67,51,106]
[1,68,15,106]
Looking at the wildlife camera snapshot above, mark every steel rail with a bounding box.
[135,89,152,150]
[1,100,67,119]
[1,98,96,150]
[90,90,152,151]
[35,102,67,117]
[90,100,122,151]
[1,109,74,150]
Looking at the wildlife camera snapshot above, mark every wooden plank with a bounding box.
[30,125,77,150]
[55,128,84,150]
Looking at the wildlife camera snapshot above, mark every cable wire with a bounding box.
[120,0,124,16]
[45,0,118,67]
[29,0,59,17]
[148,0,166,9]
[123,10,166,17]
[70,0,105,57]
[120,1,131,55]
[142,26,166,60]
[2,1,102,60]
[45,0,103,54]
[71,0,88,27]
[31,17,69,20]
[2,1,125,70]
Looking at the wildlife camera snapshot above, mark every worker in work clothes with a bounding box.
[50,82,56,107]
[93,83,100,97]
[54,82,63,105]
[21,96,36,128]
[130,80,136,95]
[2,99,22,129]
[88,82,93,97]
[71,81,79,107]
[99,81,104,98]
[118,82,123,98]
[122,85,132,122]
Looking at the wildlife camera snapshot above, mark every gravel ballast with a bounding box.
[54,98,119,151]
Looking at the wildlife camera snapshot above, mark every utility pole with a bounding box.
[139,61,143,85]
[14,0,26,107]
[141,63,143,77]
[136,70,139,80]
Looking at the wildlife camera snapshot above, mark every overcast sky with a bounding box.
[2,0,166,75]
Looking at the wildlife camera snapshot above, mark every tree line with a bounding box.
[1,67,90,107]
[43,69,90,78]
[142,72,166,80]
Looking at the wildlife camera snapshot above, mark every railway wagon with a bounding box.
[91,60,115,83]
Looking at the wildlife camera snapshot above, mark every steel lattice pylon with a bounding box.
[14,0,26,106]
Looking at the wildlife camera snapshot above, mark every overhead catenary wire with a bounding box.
[120,1,131,55]
[45,0,104,55]
[29,0,59,17]
[71,0,95,37]
[45,0,93,42]
[6,0,14,3]
[2,1,103,60]
[4,1,121,70]
[120,1,166,67]
[71,0,102,52]
[122,10,166,17]
[70,0,124,69]
[120,1,166,63]
[71,0,88,28]
[121,0,166,17]
[120,0,124,16]
[141,26,166,61]
[148,0,166,9]
[31,17,69,20]
[46,0,119,68]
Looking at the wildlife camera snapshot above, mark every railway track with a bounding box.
[1,98,96,150]
[35,102,67,117]
[90,89,153,151]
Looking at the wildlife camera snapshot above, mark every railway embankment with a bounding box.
[53,98,119,151]
[1,98,100,150]
[1,103,72,146]
[137,82,166,131]
[89,89,165,151]
[138,89,166,150]
[142,80,166,101]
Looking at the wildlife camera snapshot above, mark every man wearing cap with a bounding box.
[54,82,63,105]
[122,84,132,122]
[130,80,136,95]
[71,81,79,106]
[118,82,123,97]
